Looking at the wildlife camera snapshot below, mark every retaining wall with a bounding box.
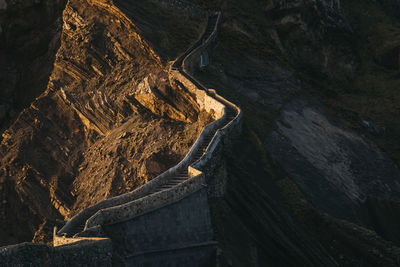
[125,243,217,267]
[170,70,225,119]
[85,172,206,227]
[103,187,213,254]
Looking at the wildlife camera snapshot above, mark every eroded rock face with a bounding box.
[267,96,400,222]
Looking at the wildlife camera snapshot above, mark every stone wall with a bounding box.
[182,13,221,74]
[170,70,225,119]
[103,187,215,261]
[211,91,243,142]
[125,243,217,267]
[85,172,206,227]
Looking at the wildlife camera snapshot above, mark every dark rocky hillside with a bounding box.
[1,0,400,266]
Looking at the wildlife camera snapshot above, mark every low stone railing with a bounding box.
[56,10,242,242]
[85,171,206,227]
[53,227,110,247]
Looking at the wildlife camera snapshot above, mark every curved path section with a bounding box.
[55,11,242,244]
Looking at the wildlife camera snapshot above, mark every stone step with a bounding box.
[170,175,187,179]
[165,179,182,184]
[194,152,204,157]
[158,185,172,190]
[171,175,187,179]
[164,182,180,187]
[170,175,188,179]
[169,179,187,183]
[175,175,187,180]
[148,189,160,195]
[154,185,174,191]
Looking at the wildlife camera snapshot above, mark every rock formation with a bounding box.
[0,0,209,246]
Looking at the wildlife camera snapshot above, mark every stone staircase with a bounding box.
[203,14,218,41]
[55,12,242,258]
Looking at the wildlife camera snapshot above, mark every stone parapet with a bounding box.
[85,173,206,227]
[53,227,110,247]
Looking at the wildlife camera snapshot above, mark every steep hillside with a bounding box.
[0,0,210,246]
[185,0,400,266]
